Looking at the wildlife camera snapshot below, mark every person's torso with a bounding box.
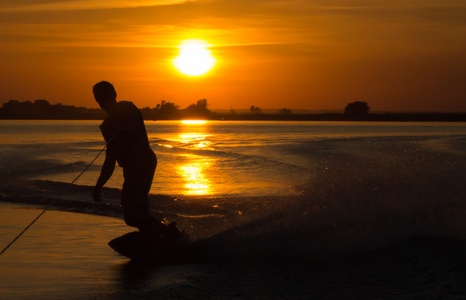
[100,101,152,167]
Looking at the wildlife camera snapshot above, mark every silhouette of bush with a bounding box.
[344,101,370,118]
[279,108,292,115]
[184,99,212,118]
[0,99,104,119]
[250,105,262,114]
[154,100,180,119]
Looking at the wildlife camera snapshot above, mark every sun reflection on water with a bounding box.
[177,158,212,195]
[177,133,211,148]
[174,120,213,195]
[181,120,207,125]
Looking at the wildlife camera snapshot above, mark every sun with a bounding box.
[172,39,217,76]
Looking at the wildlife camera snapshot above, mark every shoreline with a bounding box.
[0,179,124,219]
[1,111,466,122]
[0,178,297,241]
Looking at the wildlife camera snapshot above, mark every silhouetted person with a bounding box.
[92,81,182,238]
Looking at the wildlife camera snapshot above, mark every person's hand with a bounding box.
[92,186,103,203]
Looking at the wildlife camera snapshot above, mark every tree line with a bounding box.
[0,98,298,120]
[1,99,464,121]
[0,99,105,120]
[0,98,214,120]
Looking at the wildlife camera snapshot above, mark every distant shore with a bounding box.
[1,112,465,122]
[211,112,466,122]
[1,99,465,121]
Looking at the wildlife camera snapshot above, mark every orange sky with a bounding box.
[0,0,465,112]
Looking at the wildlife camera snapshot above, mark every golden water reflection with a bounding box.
[177,133,211,149]
[174,120,213,195]
[177,157,212,195]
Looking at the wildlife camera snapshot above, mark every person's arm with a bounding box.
[92,151,116,202]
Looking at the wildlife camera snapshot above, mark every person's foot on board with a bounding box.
[164,222,189,240]
[140,221,188,240]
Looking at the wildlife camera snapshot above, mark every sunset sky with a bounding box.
[1,0,465,112]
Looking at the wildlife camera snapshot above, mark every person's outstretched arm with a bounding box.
[92,151,116,202]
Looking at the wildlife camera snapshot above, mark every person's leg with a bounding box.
[121,178,150,227]
[121,152,167,233]
[122,152,186,238]
[142,151,156,196]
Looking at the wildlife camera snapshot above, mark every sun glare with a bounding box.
[172,39,217,76]
[181,120,208,125]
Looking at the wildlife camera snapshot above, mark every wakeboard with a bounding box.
[108,231,194,263]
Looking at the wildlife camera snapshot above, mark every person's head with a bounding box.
[93,81,117,112]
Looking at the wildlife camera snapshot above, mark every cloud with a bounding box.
[1,0,465,54]
[0,0,192,12]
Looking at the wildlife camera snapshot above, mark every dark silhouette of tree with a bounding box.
[279,108,292,115]
[2,99,20,108]
[0,99,104,119]
[2,100,20,111]
[1,100,21,118]
[184,99,211,118]
[4,98,463,121]
[155,100,180,119]
[344,101,370,118]
[140,106,156,120]
[33,99,52,118]
[1,100,34,118]
[250,105,262,114]
[34,99,51,108]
